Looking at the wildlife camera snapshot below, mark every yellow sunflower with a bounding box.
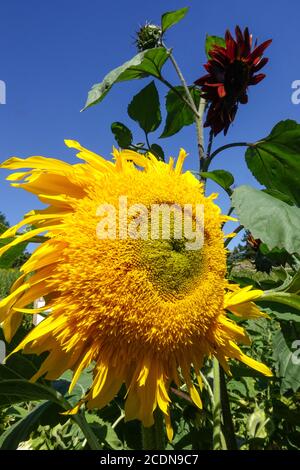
[0,141,272,440]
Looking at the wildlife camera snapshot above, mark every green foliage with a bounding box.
[0,239,29,269]
[161,7,189,34]
[83,48,169,110]
[205,35,226,58]
[150,144,165,161]
[245,120,300,206]
[0,268,19,299]
[111,122,133,148]
[273,324,300,393]
[232,185,300,253]
[200,169,234,195]
[128,81,161,134]
[160,86,201,137]
[0,401,67,450]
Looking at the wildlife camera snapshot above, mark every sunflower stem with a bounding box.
[141,409,165,450]
[219,367,238,450]
[196,97,206,180]
[212,358,226,450]
[165,47,200,117]
[158,75,197,114]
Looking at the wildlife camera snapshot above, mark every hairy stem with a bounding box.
[166,49,199,117]
[196,97,206,177]
[219,368,238,450]
[158,75,196,113]
[212,358,226,450]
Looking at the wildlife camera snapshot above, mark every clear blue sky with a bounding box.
[0,0,299,243]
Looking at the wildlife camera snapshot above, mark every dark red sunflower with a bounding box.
[195,26,272,135]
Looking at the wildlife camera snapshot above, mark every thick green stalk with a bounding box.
[219,368,238,450]
[212,358,226,450]
[141,409,165,450]
[212,358,222,450]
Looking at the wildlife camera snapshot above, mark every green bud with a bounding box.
[135,22,162,51]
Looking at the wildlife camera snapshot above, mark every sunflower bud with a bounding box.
[135,22,162,51]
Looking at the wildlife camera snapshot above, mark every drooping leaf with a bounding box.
[111,122,133,148]
[205,35,226,58]
[0,379,61,407]
[231,185,300,253]
[273,325,300,393]
[160,86,201,138]
[245,120,300,206]
[127,81,161,133]
[161,7,189,33]
[0,401,66,450]
[200,169,234,194]
[150,143,165,161]
[83,48,169,110]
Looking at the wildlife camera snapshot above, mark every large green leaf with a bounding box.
[83,48,169,110]
[0,379,61,407]
[0,401,66,450]
[160,86,201,138]
[245,120,300,206]
[205,35,226,58]
[111,122,132,148]
[161,7,189,33]
[200,169,234,195]
[231,185,300,253]
[273,325,300,393]
[127,81,161,133]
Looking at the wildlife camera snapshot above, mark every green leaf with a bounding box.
[150,143,165,161]
[161,7,189,33]
[0,238,28,269]
[0,401,66,450]
[247,408,269,439]
[231,185,300,253]
[259,302,300,323]
[200,169,234,194]
[83,48,169,110]
[0,379,61,407]
[111,122,133,148]
[259,292,300,312]
[273,326,300,393]
[127,81,161,133]
[245,120,300,206]
[160,86,201,138]
[205,35,226,58]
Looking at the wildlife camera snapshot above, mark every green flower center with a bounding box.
[140,237,203,299]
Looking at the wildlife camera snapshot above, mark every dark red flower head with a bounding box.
[195,27,272,136]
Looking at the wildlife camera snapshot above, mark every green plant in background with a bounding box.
[0,7,300,451]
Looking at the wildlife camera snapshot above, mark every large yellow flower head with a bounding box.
[0,141,272,440]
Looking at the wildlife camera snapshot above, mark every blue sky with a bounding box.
[0,0,299,245]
